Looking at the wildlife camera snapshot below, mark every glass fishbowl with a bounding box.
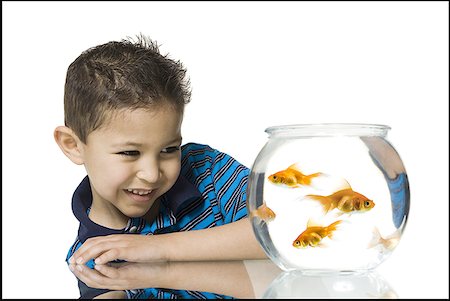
[247,123,409,273]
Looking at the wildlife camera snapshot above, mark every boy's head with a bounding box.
[64,34,191,143]
[55,35,191,227]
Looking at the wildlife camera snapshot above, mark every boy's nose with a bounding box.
[136,161,161,184]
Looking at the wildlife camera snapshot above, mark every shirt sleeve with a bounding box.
[181,143,250,225]
[386,172,410,229]
[209,147,250,223]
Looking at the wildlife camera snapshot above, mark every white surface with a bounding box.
[2,2,449,299]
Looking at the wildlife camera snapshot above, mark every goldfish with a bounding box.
[250,203,276,223]
[306,187,375,215]
[267,163,325,188]
[367,227,401,251]
[293,219,343,248]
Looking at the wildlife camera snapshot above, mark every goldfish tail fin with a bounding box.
[304,172,327,186]
[367,227,382,249]
[306,195,334,214]
[250,203,276,224]
[326,220,343,239]
[310,174,352,192]
[310,172,325,179]
[307,172,348,191]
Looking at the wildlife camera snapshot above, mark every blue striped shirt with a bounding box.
[67,143,249,298]
[79,282,235,299]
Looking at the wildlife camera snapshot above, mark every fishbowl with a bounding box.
[247,123,409,273]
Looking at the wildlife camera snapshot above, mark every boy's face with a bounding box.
[80,105,183,227]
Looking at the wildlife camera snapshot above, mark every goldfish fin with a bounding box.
[303,172,327,187]
[334,177,352,190]
[287,163,303,172]
[250,203,276,224]
[333,210,346,218]
[248,210,259,222]
[287,163,325,183]
[316,175,353,192]
[306,218,322,228]
[326,220,343,239]
[317,242,330,248]
[306,195,335,214]
[367,227,382,249]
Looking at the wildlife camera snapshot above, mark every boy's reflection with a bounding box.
[70,260,256,299]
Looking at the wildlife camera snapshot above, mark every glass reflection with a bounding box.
[263,270,397,299]
[69,260,256,299]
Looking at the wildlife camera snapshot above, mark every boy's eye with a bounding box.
[118,151,140,157]
[161,146,180,154]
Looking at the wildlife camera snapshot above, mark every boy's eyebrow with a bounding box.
[113,137,182,148]
[113,142,143,148]
[166,137,183,145]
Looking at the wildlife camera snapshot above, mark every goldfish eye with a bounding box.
[364,201,370,207]
[294,241,300,246]
[272,176,278,180]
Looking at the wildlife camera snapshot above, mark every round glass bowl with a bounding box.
[247,123,410,273]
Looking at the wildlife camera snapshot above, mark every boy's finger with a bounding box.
[71,264,114,289]
[94,248,122,265]
[94,264,120,278]
[71,235,125,264]
[76,242,115,264]
[69,242,95,264]
[69,264,99,287]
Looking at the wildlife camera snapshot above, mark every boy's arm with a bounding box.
[71,260,255,298]
[164,218,268,261]
[69,218,267,265]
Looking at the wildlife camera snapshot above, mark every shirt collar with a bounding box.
[72,174,201,242]
[162,174,202,215]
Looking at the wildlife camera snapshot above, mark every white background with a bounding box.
[3,1,449,299]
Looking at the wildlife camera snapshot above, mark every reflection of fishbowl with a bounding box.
[247,123,410,273]
[263,270,397,299]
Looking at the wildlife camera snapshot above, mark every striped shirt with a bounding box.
[67,143,249,298]
[79,281,236,299]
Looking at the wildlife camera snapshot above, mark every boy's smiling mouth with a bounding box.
[126,188,153,195]
[124,188,157,203]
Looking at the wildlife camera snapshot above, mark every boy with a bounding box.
[54,34,267,270]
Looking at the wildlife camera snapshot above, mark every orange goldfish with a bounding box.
[293,219,343,248]
[306,188,375,215]
[367,227,401,251]
[250,203,276,223]
[267,163,325,188]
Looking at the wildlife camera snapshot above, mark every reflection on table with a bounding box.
[68,259,397,299]
[70,260,279,299]
[264,270,397,299]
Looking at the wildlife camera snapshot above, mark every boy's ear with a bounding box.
[54,126,85,165]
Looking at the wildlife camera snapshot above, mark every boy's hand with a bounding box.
[69,261,168,290]
[68,219,267,265]
[69,234,167,265]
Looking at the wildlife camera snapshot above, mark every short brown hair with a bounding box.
[64,34,191,143]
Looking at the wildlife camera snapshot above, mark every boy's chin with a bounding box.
[124,207,153,219]
[125,202,160,220]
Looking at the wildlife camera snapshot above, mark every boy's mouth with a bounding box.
[126,188,153,196]
[125,188,156,203]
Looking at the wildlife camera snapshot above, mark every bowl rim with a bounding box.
[265,123,391,137]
